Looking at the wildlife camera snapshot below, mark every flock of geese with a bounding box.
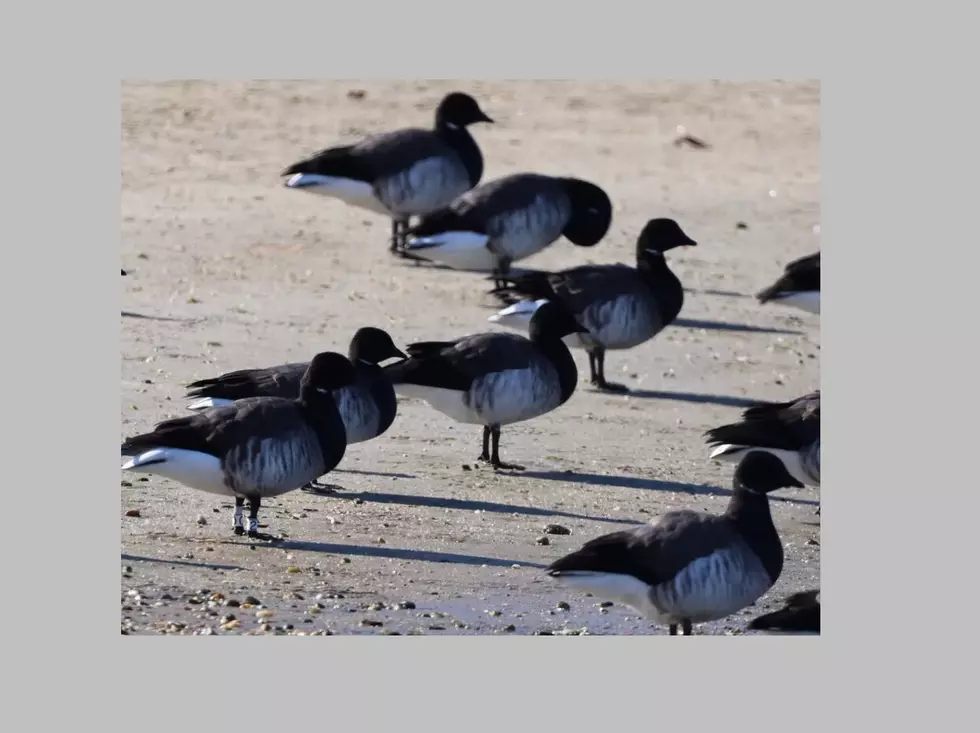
[121,90,821,635]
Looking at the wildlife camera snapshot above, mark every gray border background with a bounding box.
[13,1,965,728]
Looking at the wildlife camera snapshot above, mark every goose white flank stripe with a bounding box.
[383,301,588,470]
[404,172,613,288]
[546,451,801,635]
[281,91,493,255]
[121,351,357,542]
[489,218,697,392]
[183,328,406,494]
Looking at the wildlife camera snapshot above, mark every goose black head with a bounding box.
[301,351,359,396]
[436,92,494,127]
[528,300,589,341]
[560,178,614,247]
[348,327,408,366]
[733,451,804,493]
[636,218,698,261]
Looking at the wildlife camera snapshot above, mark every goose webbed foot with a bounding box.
[233,526,246,536]
[301,480,345,496]
[491,459,525,472]
[591,378,630,394]
[588,350,630,393]
[247,529,282,543]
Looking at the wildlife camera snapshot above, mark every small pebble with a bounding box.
[224,599,241,608]
[806,539,820,546]
[196,515,208,525]
[256,610,274,619]
[427,625,446,631]
[395,601,416,610]
[556,601,571,611]
[123,566,133,574]
[461,464,472,471]
[368,602,385,611]
[125,509,141,518]
[597,601,613,608]
[361,619,384,627]
[502,624,516,632]
[245,596,261,605]
[535,536,550,546]
[487,610,502,617]
[543,524,570,535]
[286,566,301,574]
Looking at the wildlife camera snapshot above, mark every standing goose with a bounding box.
[756,251,820,314]
[183,328,407,494]
[402,172,613,288]
[747,588,820,634]
[281,92,494,255]
[383,301,588,470]
[545,451,800,635]
[487,217,697,393]
[120,352,357,542]
[706,390,820,514]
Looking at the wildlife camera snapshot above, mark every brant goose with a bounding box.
[748,589,820,634]
[282,92,493,255]
[383,301,588,470]
[546,451,800,635]
[183,328,406,494]
[402,172,613,288]
[121,352,357,542]
[488,217,697,392]
[756,252,820,314]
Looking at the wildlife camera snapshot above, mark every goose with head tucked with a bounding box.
[282,91,494,255]
[747,588,820,634]
[546,451,799,635]
[183,328,407,495]
[756,251,820,314]
[121,352,357,542]
[488,217,697,393]
[383,301,588,470]
[402,172,613,288]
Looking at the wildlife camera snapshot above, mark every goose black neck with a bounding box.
[638,256,684,324]
[297,388,348,469]
[725,487,784,583]
[363,368,399,434]
[530,331,579,403]
[434,115,484,187]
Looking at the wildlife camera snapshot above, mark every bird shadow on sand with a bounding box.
[332,468,418,480]
[121,553,244,571]
[588,388,761,409]
[270,540,545,569]
[323,490,639,526]
[683,287,752,299]
[520,470,821,508]
[121,311,196,323]
[672,317,802,336]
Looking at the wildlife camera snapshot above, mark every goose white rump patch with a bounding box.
[488,300,588,349]
[551,571,664,621]
[771,291,819,314]
[405,232,495,271]
[187,397,235,411]
[709,445,816,487]
[122,448,232,497]
[284,174,391,215]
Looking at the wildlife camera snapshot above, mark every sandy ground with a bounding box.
[120,80,820,636]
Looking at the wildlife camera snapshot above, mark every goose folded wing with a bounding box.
[549,512,742,588]
[392,333,540,391]
[186,363,309,400]
[547,264,642,315]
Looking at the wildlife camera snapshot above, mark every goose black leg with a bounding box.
[682,619,693,636]
[245,496,280,542]
[669,624,678,636]
[490,256,514,291]
[477,425,492,463]
[233,496,246,536]
[489,424,525,471]
[589,348,629,393]
[389,219,404,254]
